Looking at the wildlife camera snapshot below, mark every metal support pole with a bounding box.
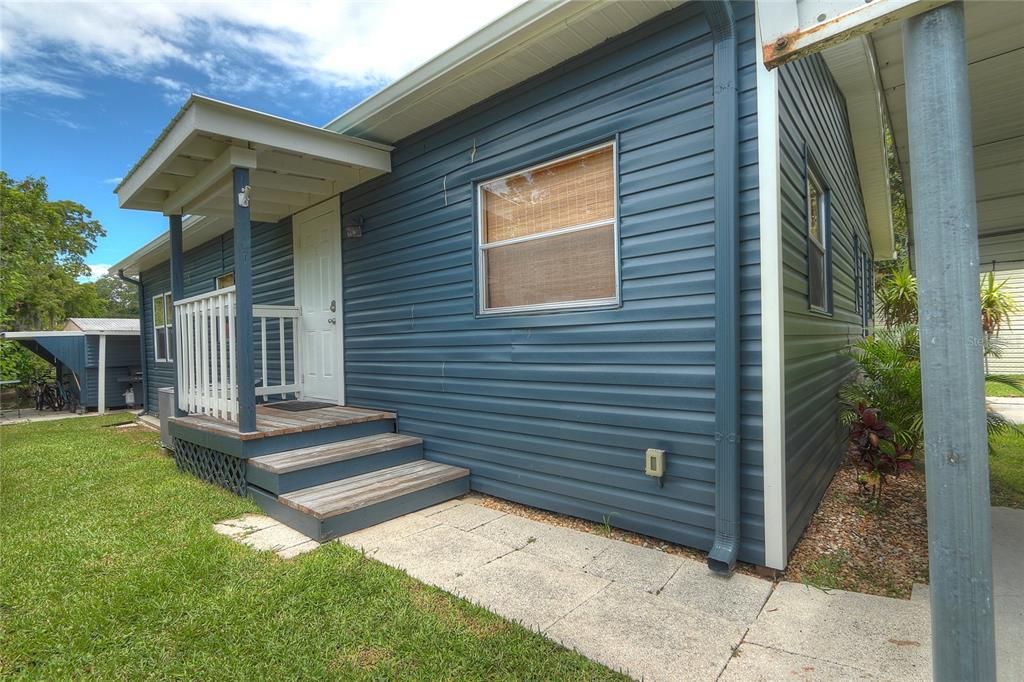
[903,4,996,679]
[233,167,257,433]
[97,334,107,415]
[168,214,186,418]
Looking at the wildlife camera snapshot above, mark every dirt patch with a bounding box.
[784,460,929,599]
[466,493,765,578]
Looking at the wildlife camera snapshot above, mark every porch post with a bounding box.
[903,4,996,679]
[168,214,186,417]
[233,167,257,433]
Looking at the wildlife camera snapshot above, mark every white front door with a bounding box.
[293,199,344,403]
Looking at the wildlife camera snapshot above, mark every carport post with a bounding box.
[903,4,996,679]
[169,214,186,418]
[97,335,107,415]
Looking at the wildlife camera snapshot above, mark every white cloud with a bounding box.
[102,177,123,185]
[2,72,84,99]
[1,1,523,107]
[81,264,110,282]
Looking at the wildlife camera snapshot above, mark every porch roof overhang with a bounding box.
[112,95,393,276]
[819,0,1023,266]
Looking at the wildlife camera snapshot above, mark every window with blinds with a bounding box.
[477,143,619,313]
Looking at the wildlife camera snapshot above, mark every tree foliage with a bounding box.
[0,172,106,330]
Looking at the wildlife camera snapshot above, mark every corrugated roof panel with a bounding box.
[65,318,141,334]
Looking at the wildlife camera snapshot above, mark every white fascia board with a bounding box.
[116,102,198,209]
[324,0,584,135]
[756,7,788,571]
[193,97,392,171]
[109,215,211,277]
[758,0,949,68]
[1,331,85,339]
[822,37,897,260]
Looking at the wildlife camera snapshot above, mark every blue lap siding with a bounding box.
[341,4,765,563]
[139,218,295,412]
[778,55,873,550]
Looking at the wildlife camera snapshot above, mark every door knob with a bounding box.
[328,317,336,325]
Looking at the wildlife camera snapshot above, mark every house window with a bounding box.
[153,292,174,362]
[216,272,235,289]
[806,162,831,312]
[477,142,620,314]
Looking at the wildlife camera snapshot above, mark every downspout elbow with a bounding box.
[704,0,742,574]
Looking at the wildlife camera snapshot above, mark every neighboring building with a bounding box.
[1,318,142,412]
[980,235,1024,374]
[109,0,901,570]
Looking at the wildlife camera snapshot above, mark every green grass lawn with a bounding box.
[990,428,1024,509]
[986,374,1024,397]
[0,416,622,680]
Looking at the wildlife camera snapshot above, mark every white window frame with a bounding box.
[215,272,235,289]
[152,292,174,363]
[806,163,831,314]
[476,141,621,315]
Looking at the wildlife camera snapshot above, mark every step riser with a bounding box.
[249,476,470,542]
[246,443,424,495]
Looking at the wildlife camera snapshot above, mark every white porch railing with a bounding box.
[253,304,302,400]
[174,288,302,423]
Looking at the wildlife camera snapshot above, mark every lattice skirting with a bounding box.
[172,438,246,496]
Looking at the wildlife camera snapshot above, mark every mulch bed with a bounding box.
[783,458,929,599]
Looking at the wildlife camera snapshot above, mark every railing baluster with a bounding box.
[260,317,268,399]
[227,293,236,422]
[217,293,226,420]
[278,316,286,393]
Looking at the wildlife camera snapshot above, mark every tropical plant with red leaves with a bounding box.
[846,404,913,501]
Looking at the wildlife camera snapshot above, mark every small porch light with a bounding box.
[237,185,251,208]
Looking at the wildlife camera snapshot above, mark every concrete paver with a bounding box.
[214,500,1020,680]
[720,642,877,680]
[743,582,932,681]
[452,550,610,631]
[472,512,616,569]
[237,522,318,556]
[339,512,442,552]
[366,524,511,587]
[992,506,1024,682]
[426,502,505,530]
[659,558,774,625]
[582,539,683,594]
[546,582,747,681]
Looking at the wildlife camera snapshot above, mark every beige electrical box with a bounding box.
[645,448,665,477]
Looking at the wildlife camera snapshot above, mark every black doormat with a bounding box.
[267,400,334,412]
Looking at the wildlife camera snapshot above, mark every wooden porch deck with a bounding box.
[170,403,396,441]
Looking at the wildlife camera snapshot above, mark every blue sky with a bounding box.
[1,0,519,279]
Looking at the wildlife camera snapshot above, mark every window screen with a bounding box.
[153,292,174,362]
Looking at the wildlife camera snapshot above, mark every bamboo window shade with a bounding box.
[481,145,617,310]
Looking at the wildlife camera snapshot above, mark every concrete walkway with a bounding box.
[989,396,1024,424]
[0,407,137,426]
[219,497,957,680]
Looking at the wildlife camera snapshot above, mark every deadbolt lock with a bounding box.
[329,299,337,312]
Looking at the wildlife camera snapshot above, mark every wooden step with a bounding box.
[245,433,423,494]
[249,460,470,541]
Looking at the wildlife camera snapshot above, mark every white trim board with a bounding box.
[756,7,789,571]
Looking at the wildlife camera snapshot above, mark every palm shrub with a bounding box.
[979,271,1018,335]
[840,325,1023,500]
[875,260,918,327]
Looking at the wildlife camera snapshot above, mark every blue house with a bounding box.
[110,0,896,572]
[1,318,142,413]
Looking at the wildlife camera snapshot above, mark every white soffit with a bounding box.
[115,95,392,222]
[822,36,896,259]
[871,0,1024,244]
[327,0,684,144]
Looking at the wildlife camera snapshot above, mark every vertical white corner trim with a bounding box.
[756,7,788,570]
[98,334,108,415]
